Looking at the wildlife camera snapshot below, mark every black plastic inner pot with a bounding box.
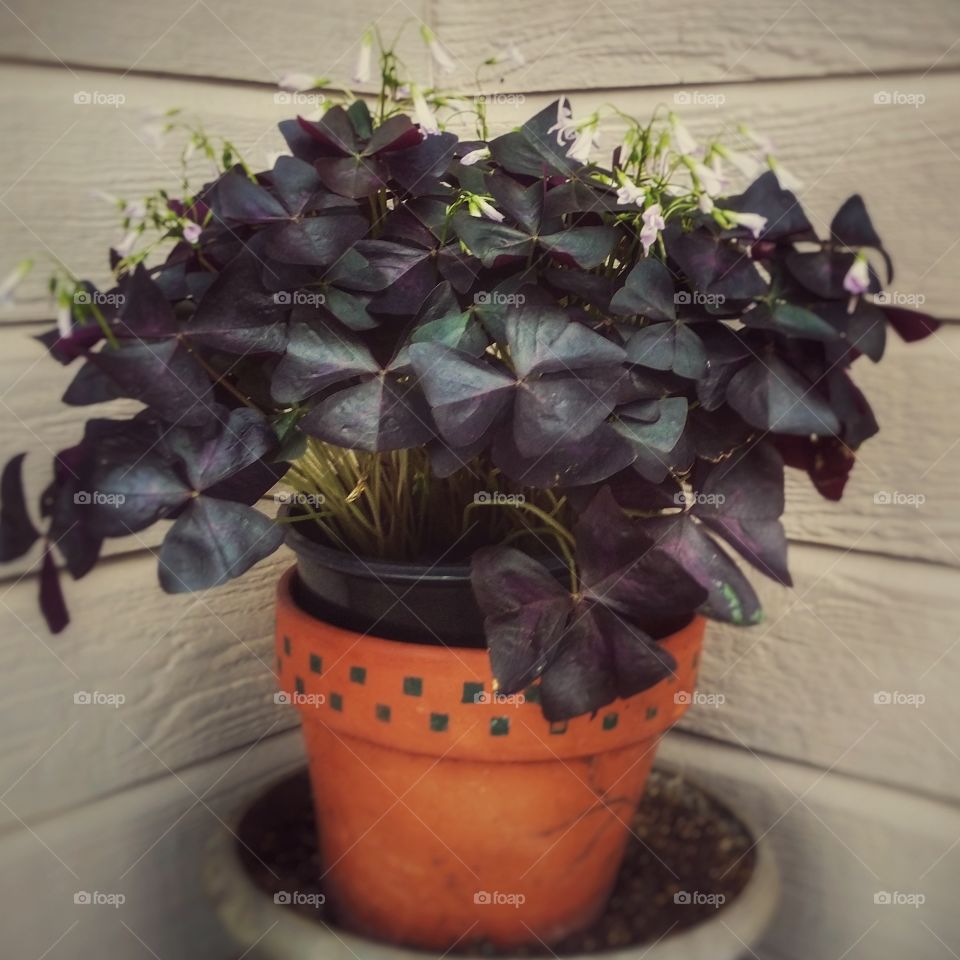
[285,515,492,648]
[283,511,695,650]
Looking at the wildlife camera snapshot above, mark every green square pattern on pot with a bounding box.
[430,712,449,732]
[462,681,483,704]
[309,654,323,675]
[403,676,423,697]
[350,666,366,685]
[490,716,510,736]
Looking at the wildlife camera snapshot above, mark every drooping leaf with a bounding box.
[158,498,284,592]
[647,514,763,624]
[40,549,69,633]
[471,545,571,694]
[0,454,39,561]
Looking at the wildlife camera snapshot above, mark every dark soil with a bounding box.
[237,768,756,955]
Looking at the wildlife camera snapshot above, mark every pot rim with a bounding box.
[282,506,476,584]
[203,762,780,960]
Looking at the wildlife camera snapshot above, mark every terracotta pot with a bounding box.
[275,566,705,951]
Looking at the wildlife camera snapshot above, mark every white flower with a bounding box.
[567,120,599,163]
[725,210,768,238]
[0,259,32,306]
[277,71,322,92]
[640,203,666,255]
[353,30,373,84]
[547,96,576,146]
[698,194,715,214]
[691,160,724,197]
[420,25,456,74]
[615,172,645,207]
[843,253,871,295]
[769,158,803,192]
[411,85,441,136]
[716,145,760,179]
[469,196,505,222]
[460,147,490,166]
[183,222,202,244]
[669,115,698,156]
[57,300,73,339]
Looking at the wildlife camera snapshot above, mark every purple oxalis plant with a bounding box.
[0,80,941,721]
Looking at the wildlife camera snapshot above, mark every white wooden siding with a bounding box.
[1,3,959,958]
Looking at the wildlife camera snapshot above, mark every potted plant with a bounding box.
[0,28,940,955]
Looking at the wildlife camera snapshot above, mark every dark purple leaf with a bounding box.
[387,132,458,195]
[625,322,707,379]
[610,258,677,322]
[271,316,378,403]
[91,340,217,426]
[158,498,284,593]
[188,252,289,354]
[452,214,533,268]
[880,305,940,343]
[648,514,762,625]
[265,214,368,266]
[0,454,39,561]
[539,226,616,270]
[301,375,434,452]
[506,306,625,376]
[40,549,69,633]
[668,227,769,301]
[612,396,688,483]
[214,170,289,224]
[114,265,179,339]
[409,342,514,446]
[786,250,881,298]
[742,302,841,342]
[724,172,813,241]
[471,545,571,694]
[493,423,635,488]
[727,355,840,436]
[314,155,386,198]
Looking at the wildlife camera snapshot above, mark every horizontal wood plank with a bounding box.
[0,0,958,91]
[679,544,960,803]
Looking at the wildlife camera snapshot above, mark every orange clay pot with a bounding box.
[275,566,705,952]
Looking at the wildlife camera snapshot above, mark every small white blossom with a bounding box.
[691,160,724,197]
[716,145,760,179]
[843,254,871,295]
[353,30,373,84]
[0,259,32,306]
[547,97,576,146]
[698,194,715,214]
[420,25,456,74]
[56,300,73,339]
[615,172,645,207]
[411,86,441,136]
[567,119,599,163]
[725,210,768,238]
[183,222,202,244]
[460,147,490,166]
[640,203,666,255]
[669,115,698,156]
[469,196,505,222]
